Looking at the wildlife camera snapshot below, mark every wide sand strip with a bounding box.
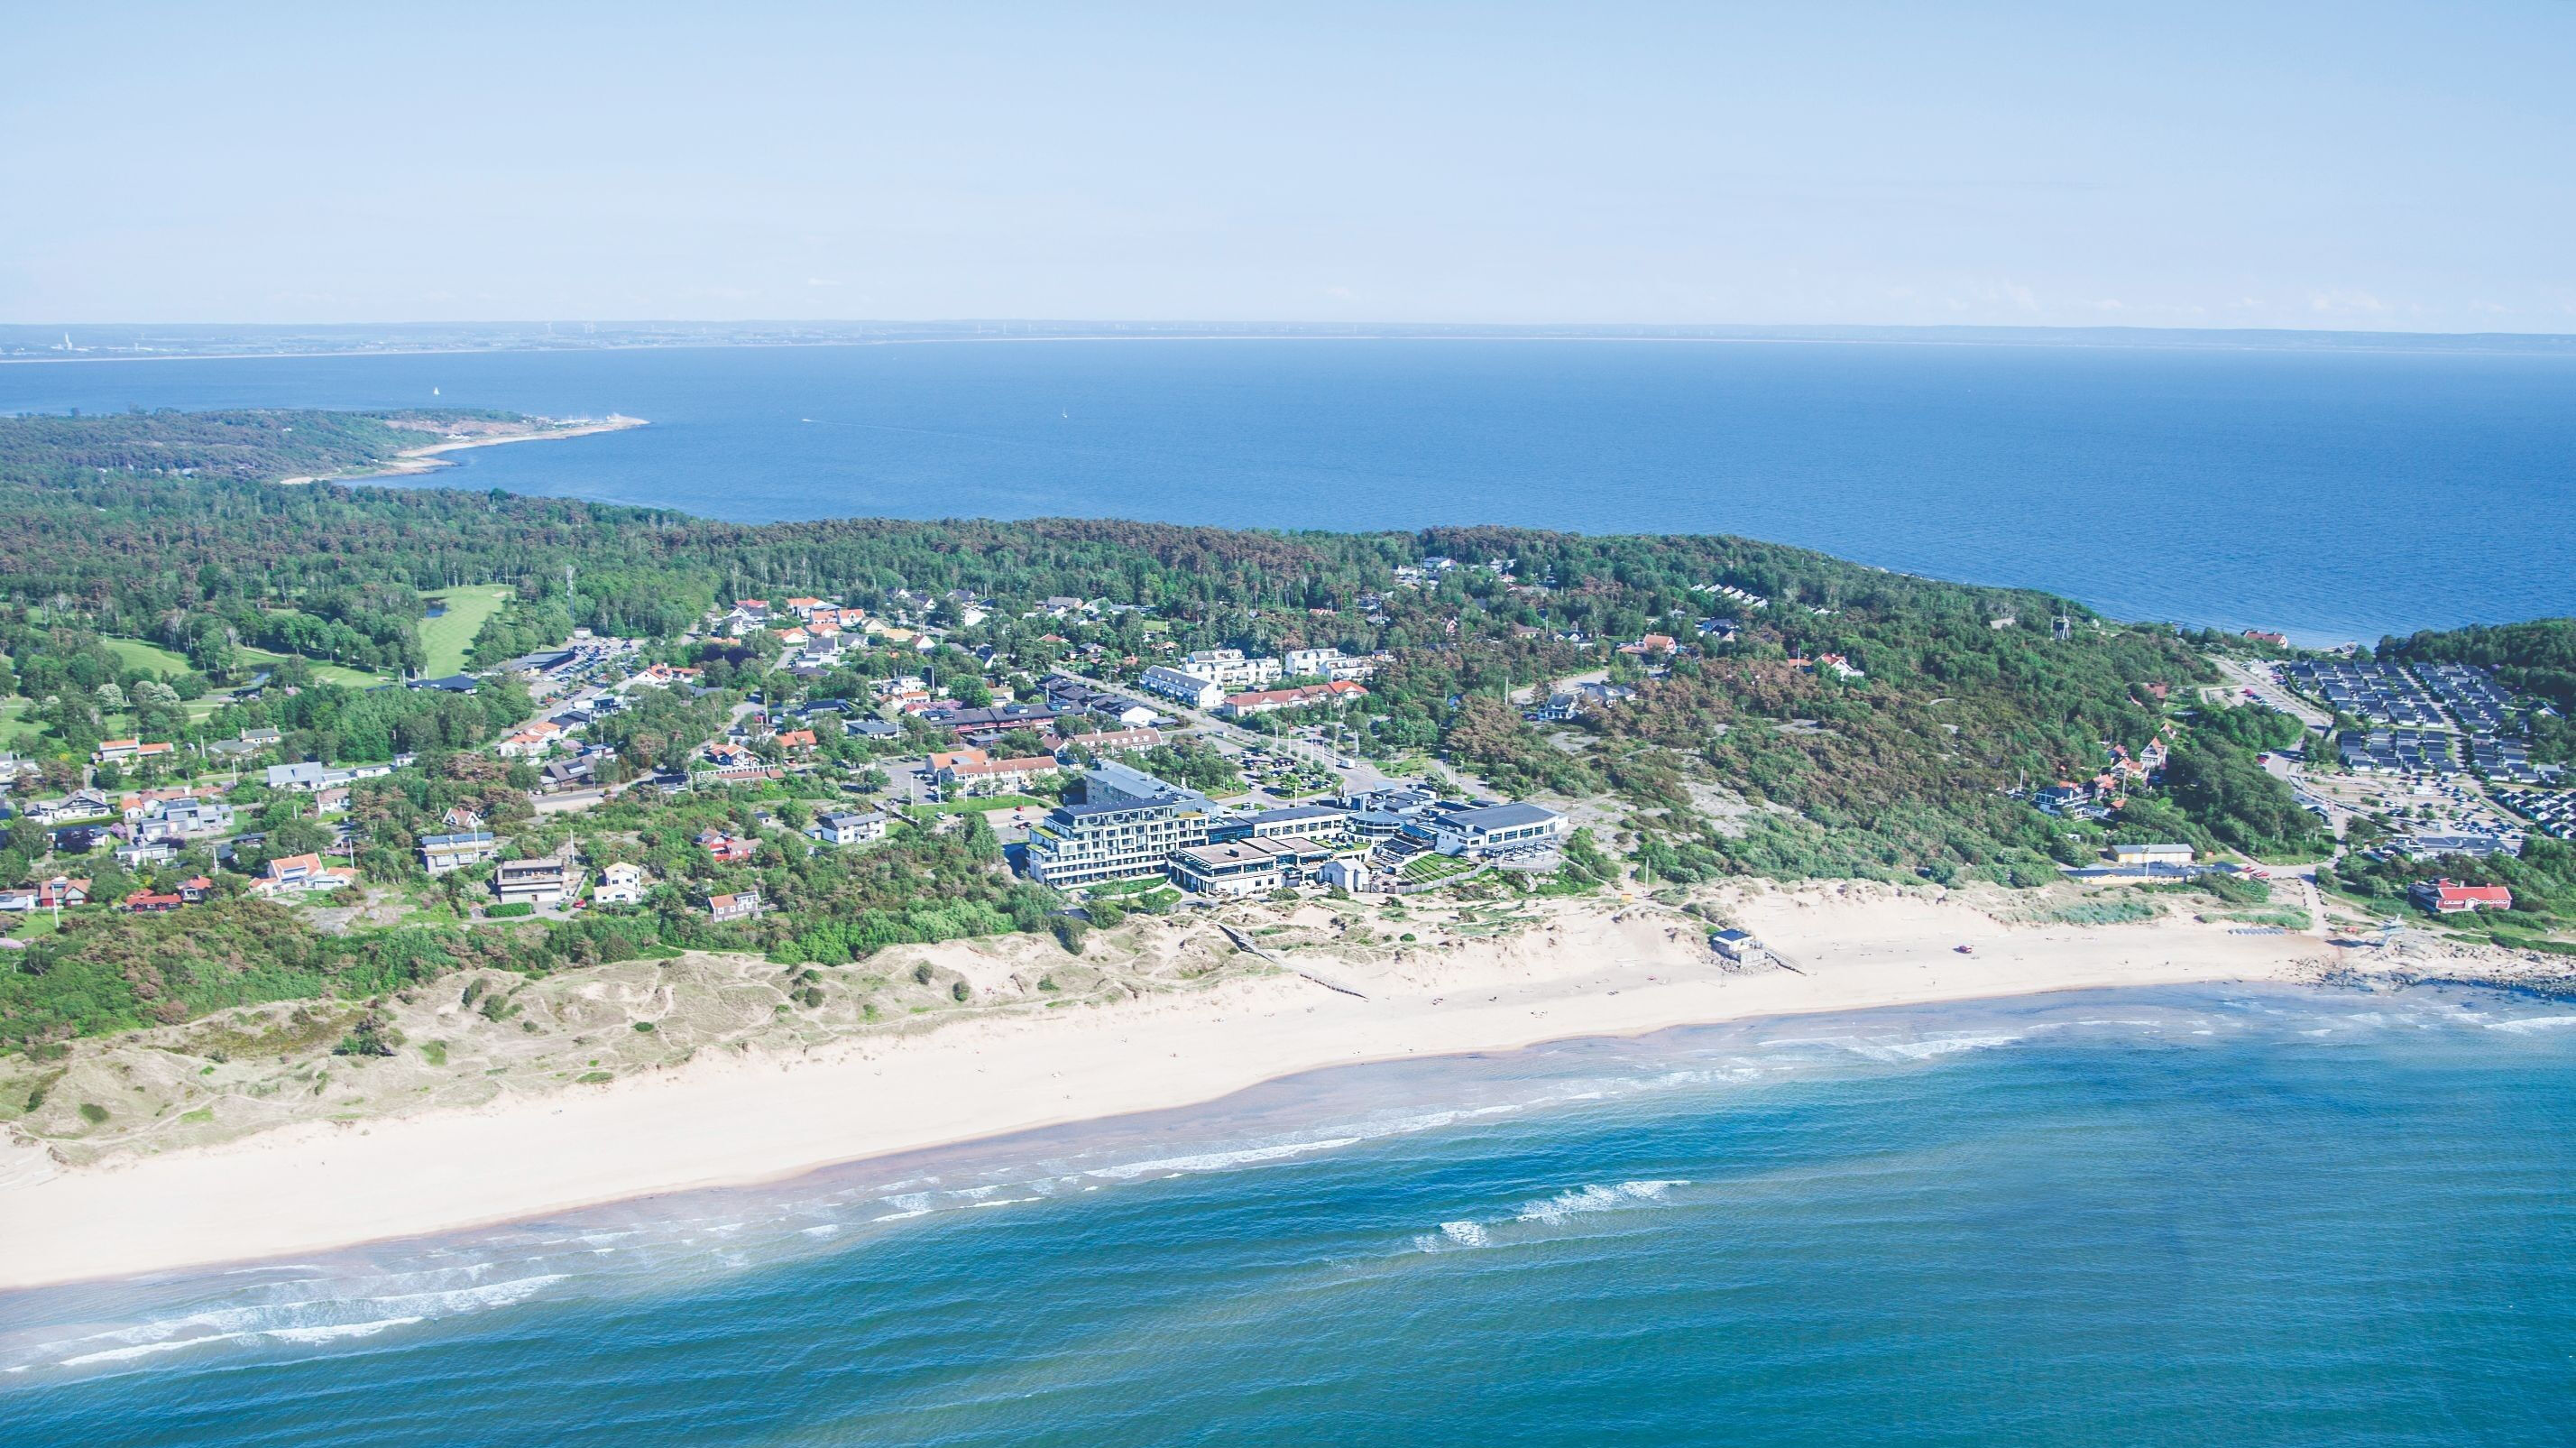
[0,890,2329,1292]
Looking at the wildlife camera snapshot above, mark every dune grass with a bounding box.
[419,585,511,678]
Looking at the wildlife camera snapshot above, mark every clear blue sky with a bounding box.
[7,2,2571,329]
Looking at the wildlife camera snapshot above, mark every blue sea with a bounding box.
[5,337,2575,643]
[5,983,2574,1446]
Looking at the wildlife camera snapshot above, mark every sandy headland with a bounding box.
[277,413,647,485]
[0,881,2344,1292]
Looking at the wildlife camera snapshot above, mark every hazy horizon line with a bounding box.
[8,318,2575,366]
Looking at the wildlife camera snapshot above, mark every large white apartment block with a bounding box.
[1025,795,1212,888]
[1283,647,1376,682]
[1137,665,1226,709]
[1137,649,1284,709]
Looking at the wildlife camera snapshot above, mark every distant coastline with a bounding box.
[304,413,649,484]
[8,320,2576,368]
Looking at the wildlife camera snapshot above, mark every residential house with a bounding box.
[253,853,354,897]
[1063,726,1162,755]
[123,890,184,913]
[1136,665,1225,709]
[33,789,113,824]
[496,721,566,759]
[2110,843,2194,869]
[940,754,1059,798]
[1533,681,1634,723]
[925,748,989,776]
[922,703,1063,739]
[93,738,177,766]
[115,837,180,870]
[1283,647,1377,682]
[707,890,763,923]
[808,810,891,846]
[32,876,91,908]
[2032,783,2093,816]
[2410,879,2514,915]
[626,662,703,689]
[696,829,756,863]
[492,856,575,908]
[265,761,392,793]
[593,862,649,905]
[1218,680,1367,717]
[159,798,235,835]
[419,830,501,875]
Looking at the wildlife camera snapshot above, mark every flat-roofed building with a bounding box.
[1210,803,1348,844]
[808,810,890,845]
[419,830,501,875]
[1402,802,1569,858]
[493,856,575,907]
[1168,835,1334,897]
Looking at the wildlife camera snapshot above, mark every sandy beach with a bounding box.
[0,885,2335,1292]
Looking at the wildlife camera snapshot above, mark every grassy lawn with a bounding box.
[102,635,194,675]
[1086,875,1173,899]
[419,585,511,678]
[0,697,44,752]
[235,645,391,689]
[1398,853,1480,886]
[2,909,61,942]
[918,793,1046,816]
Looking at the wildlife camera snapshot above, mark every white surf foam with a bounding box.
[262,1316,424,1345]
[2487,1014,2576,1034]
[60,1335,238,1368]
[1082,1135,1365,1181]
[1439,1221,1489,1248]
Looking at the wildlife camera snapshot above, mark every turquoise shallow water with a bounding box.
[6,338,2576,642]
[5,982,2572,1446]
